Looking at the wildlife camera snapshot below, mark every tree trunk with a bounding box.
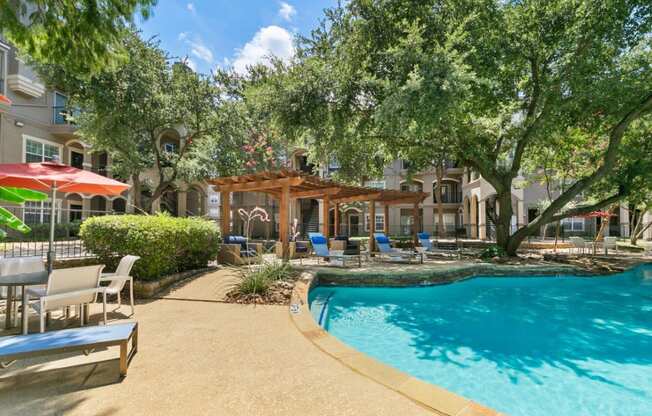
[435,166,445,237]
[496,190,515,255]
[131,173,142,212]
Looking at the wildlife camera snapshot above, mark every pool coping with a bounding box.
[289,270,505,416]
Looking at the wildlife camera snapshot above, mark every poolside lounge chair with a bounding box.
[568,237,588,255]
[603,237,618,255]
[308,233,361,267]
[0,322,138,377]
[219,235,263,265]
[26,265,106,333]
[417,233,460,258]
[374,233,423,263]
[100,255,140,316]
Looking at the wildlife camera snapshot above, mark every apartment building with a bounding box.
[0,38,209,228]
[230,146,651,241]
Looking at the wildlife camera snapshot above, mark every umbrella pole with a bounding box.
[47,183,57,273]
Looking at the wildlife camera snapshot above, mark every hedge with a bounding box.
[79,214,220,281]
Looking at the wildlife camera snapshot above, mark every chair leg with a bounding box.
[80,304,85,326]
[102,291,107,325]
[129,279,135,316]
[39,312,45,333]
[117,291,122,310]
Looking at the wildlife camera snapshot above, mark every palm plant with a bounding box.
[0,187,48,239]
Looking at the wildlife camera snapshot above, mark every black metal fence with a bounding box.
[0,205,123,259]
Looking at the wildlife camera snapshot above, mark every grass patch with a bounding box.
[235,261,294,296]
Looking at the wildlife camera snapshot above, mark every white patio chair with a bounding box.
[100,255,140,316]
[27,265,105,333]
[603,237,618,255]
[568,237,587,254]
[0,256,46,326]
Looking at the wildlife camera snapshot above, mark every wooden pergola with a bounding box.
[209,169,429,260]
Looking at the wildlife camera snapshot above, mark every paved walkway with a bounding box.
[0,268,432,416]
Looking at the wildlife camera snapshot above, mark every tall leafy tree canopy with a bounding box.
[0,0,156,75]
[261,0,652,254]
[36,33,251,213]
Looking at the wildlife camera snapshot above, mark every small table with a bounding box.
[1,271,49,335]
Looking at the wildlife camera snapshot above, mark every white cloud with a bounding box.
[278,2,296,21]
[178,32,214,64]
[187,3,196,14]
[232,25,294,74]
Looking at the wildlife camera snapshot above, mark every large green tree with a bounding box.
[37,33,245,213]
[261,0,652,255]
[0,0,156,75]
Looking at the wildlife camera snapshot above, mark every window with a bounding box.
[24,201,61,224]
[70,150,84,169]
[401,159,412,170]
[364,180,386,189]
[365,214,385,232]
[53,92,69,124]
[69,204,83,222]
[163,143,177,153]
[400,181,423,193]
[24,136,61,163]
[562,217,585,232]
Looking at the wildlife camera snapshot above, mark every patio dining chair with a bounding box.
[100,255,140,316]
[27,265,106,333]
[0,256,46,326]
[603,237,618,255]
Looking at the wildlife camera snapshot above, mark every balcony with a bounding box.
[51,106,78,138]
[434,192,463,204]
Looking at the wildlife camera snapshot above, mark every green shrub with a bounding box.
[5,221,81,241]
[479,244,507,260]
[79,214,220,281]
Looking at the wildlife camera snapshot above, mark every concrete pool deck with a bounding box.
[0,267,434,416]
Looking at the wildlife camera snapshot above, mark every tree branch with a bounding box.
[549,193,624,222]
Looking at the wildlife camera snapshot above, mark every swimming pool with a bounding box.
[309,265,652,416]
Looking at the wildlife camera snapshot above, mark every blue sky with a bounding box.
[137,1,336,74]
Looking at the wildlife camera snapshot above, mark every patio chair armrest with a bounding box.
[101,272,117,278]
[42,288,103,302]
[100,275,132,283]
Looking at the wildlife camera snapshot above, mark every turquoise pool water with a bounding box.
[309,265,652,416]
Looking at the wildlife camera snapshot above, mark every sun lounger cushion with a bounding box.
[310,235,328,245]
[375,235,390,244]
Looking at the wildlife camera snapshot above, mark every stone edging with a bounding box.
[133,267,218,298]
[289,270,503,416]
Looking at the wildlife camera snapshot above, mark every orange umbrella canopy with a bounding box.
[0,94,12,106]
[0,162,130,195]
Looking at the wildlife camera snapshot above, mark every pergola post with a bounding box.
[322,195,330,239]
[220,191,231,239]
[384,204,390,235]
[413,201,420,247]
[280,184,290,262]
[369,200,376,253]
[334,202,340,236]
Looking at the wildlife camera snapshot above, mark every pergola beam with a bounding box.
[213,176,304,193]
[291,187,341,199]
[331,192,381,204]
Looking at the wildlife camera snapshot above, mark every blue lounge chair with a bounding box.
[0,322,138,377]
[374,233,423,263]
[418,232,460,258]
[308,233,362,267]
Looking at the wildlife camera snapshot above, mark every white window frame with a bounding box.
[22,134,63,163]
[22,200,62,224]
[365,213,385,232]
[163,142,177,153]
[562,217,585,232]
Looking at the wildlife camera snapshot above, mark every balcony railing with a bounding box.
[434,192,463,204]
[53,106,80,125]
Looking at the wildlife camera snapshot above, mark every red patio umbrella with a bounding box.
[0,162,130,270]
[0,94,12,111]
